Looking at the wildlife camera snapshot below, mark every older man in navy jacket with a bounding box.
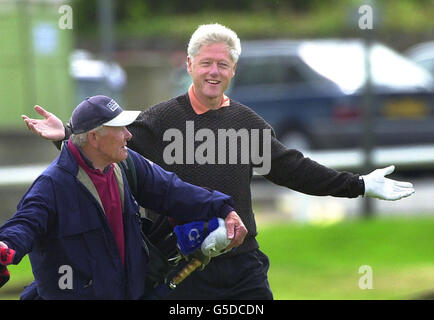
[0,95,246,299]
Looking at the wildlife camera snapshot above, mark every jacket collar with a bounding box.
[57,140,113,175]
[56,140,126,212]
[56,140,80,177]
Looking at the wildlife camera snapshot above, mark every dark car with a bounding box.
[173,39,434,150]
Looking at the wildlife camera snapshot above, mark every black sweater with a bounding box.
[126,93,364,256]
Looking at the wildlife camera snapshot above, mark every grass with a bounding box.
[257,217,434,299]
[0,255,33,300]
[1,216,434,299]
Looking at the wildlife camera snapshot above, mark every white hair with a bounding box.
[187,23,242,63]
[70,125,106,148]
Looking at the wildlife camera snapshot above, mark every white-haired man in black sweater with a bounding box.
[23,23,414,300]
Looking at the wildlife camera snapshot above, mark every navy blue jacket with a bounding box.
[0,143,233,299]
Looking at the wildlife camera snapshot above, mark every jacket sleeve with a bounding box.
[128,150,234,222]
[0,176,54,263]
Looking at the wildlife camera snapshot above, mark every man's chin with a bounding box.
[118,151,128,162]
[205,89,223,97]
[203,92,224,104]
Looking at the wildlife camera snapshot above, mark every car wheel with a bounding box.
[280,131,312,151]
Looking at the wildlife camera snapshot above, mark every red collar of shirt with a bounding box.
[67,139,113,175]
[188,84,230,115]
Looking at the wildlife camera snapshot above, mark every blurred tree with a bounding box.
[71,0,433,41]
[73,0,433,23]
[117,0,150,20]
[73,0,358,22]
[73,0,98,32]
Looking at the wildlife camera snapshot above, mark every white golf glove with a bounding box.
[361,165,415,201]
[201,218,231,257]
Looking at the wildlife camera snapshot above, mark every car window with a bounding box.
[234,56,305,87]
[298,42,433,93]
[415,59,434,75]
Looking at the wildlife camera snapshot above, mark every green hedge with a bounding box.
[73,1,433,41]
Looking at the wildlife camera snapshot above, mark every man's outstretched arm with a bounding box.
[130,151,247,250]
[265,136,415,201]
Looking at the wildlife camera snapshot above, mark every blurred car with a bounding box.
[405,41,434,76]
[173,39,434,150]
[70,50,127,106]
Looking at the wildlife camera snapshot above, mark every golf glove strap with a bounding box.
[361,165,415,201]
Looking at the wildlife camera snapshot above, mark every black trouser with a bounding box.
[165,249,273,300]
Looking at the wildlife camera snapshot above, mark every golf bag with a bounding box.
[119,154,181,290]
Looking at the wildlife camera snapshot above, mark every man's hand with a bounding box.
[224,211,247,250]
[21,105,65,141]
[361,165,415,201]
[201,218,231,257]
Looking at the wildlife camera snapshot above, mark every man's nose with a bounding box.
[209,62,219,76]
[124,127,132,141]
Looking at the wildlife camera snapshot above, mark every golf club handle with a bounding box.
[170,258,202,288]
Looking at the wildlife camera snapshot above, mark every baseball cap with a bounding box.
[70,95,141,134]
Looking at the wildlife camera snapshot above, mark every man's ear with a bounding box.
[87,131,99,148]
[232,62,237,77]
[187,57,193,74]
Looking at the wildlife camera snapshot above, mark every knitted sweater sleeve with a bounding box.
[242,106,364,198]
[264,137,364,198]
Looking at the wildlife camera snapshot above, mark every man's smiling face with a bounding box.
[187,42,237,108]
